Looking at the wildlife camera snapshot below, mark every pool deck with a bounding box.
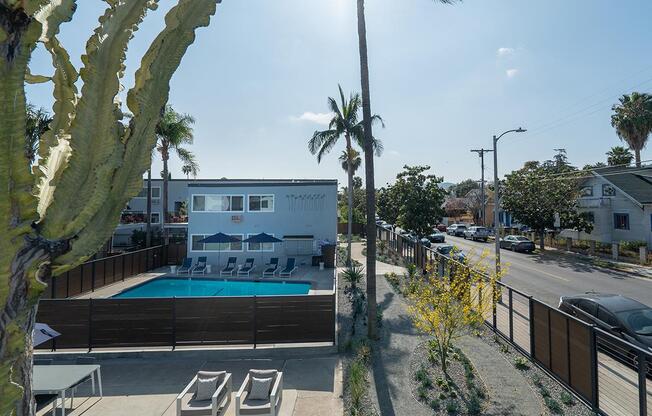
[74,265,336,299]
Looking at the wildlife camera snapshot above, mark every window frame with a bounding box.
[150,212,160,224]
[246,233,276,252]
[247,194,275,213]
[191,194,245,213]
[190,233,244,252]
[613,213,630,230]
[134,186,161,199]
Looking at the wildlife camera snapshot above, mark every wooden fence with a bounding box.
[35,294,335,350]
[377,225,652,416]
[42,244,186,299]
[337,222,365,236]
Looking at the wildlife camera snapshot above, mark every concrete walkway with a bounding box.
[350,242,542,416]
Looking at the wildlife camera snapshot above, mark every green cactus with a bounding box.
[0,1,218,414]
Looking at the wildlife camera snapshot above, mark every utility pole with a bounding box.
[470,149,493,226]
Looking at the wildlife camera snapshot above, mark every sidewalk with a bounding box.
[350,242,542,415]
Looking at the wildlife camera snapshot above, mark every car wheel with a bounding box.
[510,244,516,251]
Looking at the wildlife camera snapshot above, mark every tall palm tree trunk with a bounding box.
[162,155,169,245]
[635,149,641,167]
[356,0,377,340]
[345,136,354,267]
[146,169,152,248]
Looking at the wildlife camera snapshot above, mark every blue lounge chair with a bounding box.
[178,258,192,274]
[238,258,255,277]
[192,256,207,275]
[220,257,237,276]
[279,258,297,277]
[263,258,280,277]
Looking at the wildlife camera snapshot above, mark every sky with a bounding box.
[26,0,652,188]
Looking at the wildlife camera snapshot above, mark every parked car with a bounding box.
[427,231,446,243]
[499,235,536,253]
[420,237,432,248]
[559,293,652,352]
[433,243,466,263]
[436,224,448,232]
[463,226,489,242]
[447,224,467,237]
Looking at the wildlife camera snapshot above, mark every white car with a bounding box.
[463,226,489,242]
[447,224,467,237]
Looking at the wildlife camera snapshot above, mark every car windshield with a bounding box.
[515,237,530,241]
[616,308,652,335]
[458,226,466,229]
[475,227,486,231]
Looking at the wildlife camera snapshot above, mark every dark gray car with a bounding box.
[559,293,652,352]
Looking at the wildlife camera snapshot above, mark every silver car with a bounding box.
[463,226,489,242]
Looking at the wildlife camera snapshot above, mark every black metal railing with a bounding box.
[377,225,651,416]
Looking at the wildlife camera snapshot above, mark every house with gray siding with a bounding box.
[187,179,338,267]
[576,166,652,248]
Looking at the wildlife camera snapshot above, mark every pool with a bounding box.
[112,277,311,298]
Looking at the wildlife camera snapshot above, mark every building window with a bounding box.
[248,195,274,212]
[192,195,244,212]
[135,186,161,199]
[602,184,616,197]
[614,213,629,230]
[580,186,593,197]
[247,233,275,252]
[151,213,160,224]
[191,234,243,251]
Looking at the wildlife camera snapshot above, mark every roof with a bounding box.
[590,166,652,204]
[187,179,337,188]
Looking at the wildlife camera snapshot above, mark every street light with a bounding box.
[493,127,526,275]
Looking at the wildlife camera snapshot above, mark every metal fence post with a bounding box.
[91,261,96,292]
[508,288,514,343]
[529,296,535,357]
[66,272,70,298]
[589,326,599,410]
[88,298,93,352]
[172,297,177,350]
[638,351,647,416]
[253,295,257,349]
[492,282,497,331]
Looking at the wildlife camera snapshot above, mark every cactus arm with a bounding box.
[53,0,219,269]
[39,0,158,241]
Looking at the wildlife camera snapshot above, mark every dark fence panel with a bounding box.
[338,223,365,235]
[36,294,335,350]
[175,297,255,346]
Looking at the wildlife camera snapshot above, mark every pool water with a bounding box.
[113,277,311,298]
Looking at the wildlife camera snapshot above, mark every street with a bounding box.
[444,235,652,307]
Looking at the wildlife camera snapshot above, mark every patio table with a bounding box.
[33,364,102,416]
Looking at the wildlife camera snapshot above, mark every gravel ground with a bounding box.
[338,266,378,416]
[409,340,489,415]
[479,327,595,416]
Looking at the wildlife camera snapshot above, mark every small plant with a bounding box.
[451,351,461,361]
[560,391,575,406]
[429,399,441,411]
[415,366,429,383]
[446,399,460,415]
[544,397,564,415]
[348,358,367,413]
[356,340,372,364]
[343,266,365,288]
[499,343,510,354]
[439,392,448,400]
[514,356,530,370]
[539,386,551,398]
[384,272,401,293]
[417,385,429,401]
[449,390,457,398]
[467,391,483,415]
[532,374,543,388]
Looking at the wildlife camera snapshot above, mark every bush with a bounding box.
[467,392,483,415]
[531,374,543,388]
[560,391,575,406]
[514,356,530,370]
[544,397,564,414]
[415,366,429,383]
[446,399,460,415]
[384,272,401,292]
[429,399,441,411]
[620,240,647,252]
[417,385,429,401]
[348,359,367,412]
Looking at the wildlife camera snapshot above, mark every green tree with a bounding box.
[308,85,383,266]
[391,165,447,236]
[156,105,198,241]
[450,178,478,198]
[501,160,593,249]
[24,104,53,164]
[611,92,652,167]
[606,146,634,167]
[0,1,216,413]
[376,185,400,225]
[355,0,458,338]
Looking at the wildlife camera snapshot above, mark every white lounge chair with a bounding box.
[262,258,279,278]
[220,257,237,276]
[177,371,232,416]
[236,369,283,416]
[278,258,297,278]
[192,256,207,275]
[238,258,256,277]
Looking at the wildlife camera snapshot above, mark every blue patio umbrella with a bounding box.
[198,232,240,269]
[243,233,283,274]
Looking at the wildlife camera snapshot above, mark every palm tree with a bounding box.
[182,163,198,179]
[156,105,198,242]
[611,92,652,167]
[339,148,361,174]
[308,85,383,267]
[24,104,52,164]
[606,146,634,167]
[355,0,458,338]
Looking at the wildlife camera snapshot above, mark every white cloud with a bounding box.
[290,112,333,125]
[506,68,519,78]
[497,47,514,57]
[387,150,400,157]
